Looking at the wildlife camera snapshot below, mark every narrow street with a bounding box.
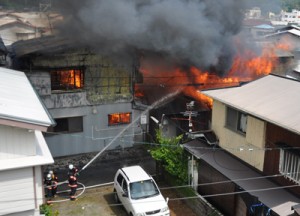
[44,145,198,215]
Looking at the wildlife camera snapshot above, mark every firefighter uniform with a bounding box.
[44,174,53,198]
[68,164,78,201]
[49,170,58,197]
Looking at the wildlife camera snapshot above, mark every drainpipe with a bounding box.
[191,155,194,188]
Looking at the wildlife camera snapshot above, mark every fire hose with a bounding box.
[45,181,86,203]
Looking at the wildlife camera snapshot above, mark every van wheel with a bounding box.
[113,189,120,203]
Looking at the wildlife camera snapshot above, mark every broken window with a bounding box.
[279,148,300,184]
[108,112,131,126]
[51,68,84,91]
[225,106,247,134]
[48,116,83,133]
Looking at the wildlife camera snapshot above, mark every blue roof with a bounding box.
[254,24,274,29]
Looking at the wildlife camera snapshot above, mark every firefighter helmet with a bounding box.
[46,173,51,180]
[69,164,74,170]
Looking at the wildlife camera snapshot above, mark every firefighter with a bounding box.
[68,164,78,201]
[49,170,58,197]
[44,173,53,198]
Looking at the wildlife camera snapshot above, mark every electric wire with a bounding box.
[44,128,300,152]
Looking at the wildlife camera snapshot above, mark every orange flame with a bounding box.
[136,40,292,108]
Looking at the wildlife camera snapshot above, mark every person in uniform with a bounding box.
[68,164,78,201]
[49,170,58,197]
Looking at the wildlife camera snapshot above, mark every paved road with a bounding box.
[44,145,156,189]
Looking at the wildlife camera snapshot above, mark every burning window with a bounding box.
[226,107,247,134]
[47,116,83,133]
[51,68,84,91]
[108,112,131,126]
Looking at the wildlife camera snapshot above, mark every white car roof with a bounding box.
[121,165,151,182]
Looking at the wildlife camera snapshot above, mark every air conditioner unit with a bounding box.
[186,130,219,146]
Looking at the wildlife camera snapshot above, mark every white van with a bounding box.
[113,165,170,216]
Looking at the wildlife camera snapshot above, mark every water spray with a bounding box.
[79,90,181,173]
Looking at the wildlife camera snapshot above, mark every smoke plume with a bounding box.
[56,0,248,72]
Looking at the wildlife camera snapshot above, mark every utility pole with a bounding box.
[186,101,195,132]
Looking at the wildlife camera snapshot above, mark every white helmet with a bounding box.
[48,170,53,175]
[69,164,74,170]
[46,173,51,180]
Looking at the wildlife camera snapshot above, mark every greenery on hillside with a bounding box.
[281,0,300,11]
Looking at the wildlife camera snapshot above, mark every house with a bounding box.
[281,9,300,25]
[250,24,275,39]
[0,11,61,46]
[9,36,146,157]
[0,67,55,215]
[264,25,300,79]
[184,74,300,215]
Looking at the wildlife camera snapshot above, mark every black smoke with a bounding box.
[56,0,281,74]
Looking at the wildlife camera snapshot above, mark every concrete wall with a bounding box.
[211,100,265,171]
[25,49,144,157]
[45,103,145,157]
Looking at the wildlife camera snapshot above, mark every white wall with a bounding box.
[0,167,35,216]
[0,125,36,159]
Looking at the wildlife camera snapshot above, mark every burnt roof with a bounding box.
[10,35,79,57]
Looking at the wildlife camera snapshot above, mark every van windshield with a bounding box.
[129,180,160,200]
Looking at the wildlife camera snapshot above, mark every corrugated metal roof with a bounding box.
[202,75,300,135]
[0,67,54,127]
[288,28,300,37]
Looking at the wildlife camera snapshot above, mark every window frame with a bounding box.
[48,116,83,133]
[108,112,132,126]
[50,67,84,91]
[225,106,247,135]
[279,148,300,184]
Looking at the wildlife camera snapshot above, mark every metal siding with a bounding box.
[0,125,36,159]
[0,168,35,215]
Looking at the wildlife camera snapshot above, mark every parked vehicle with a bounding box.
[113,165,170,216]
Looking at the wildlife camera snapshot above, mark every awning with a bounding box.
[184,140,300,216]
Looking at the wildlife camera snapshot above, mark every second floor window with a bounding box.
[108,112,131,126]
[279,148,300,184]
[51,68,84,91]
[226,106,247,134]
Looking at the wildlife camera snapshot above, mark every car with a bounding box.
[113,165,170,216]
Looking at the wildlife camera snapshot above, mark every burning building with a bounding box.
[10,36,146,157]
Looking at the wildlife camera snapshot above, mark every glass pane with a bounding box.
[129,180,159,200]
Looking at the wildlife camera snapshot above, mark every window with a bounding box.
[51,68,84,91]
[108,112,131,126]
[122,178,128,193]
[225,107,247,134]
[48,116,83,133]
[117,174,124,186]
[279,149,300,183]
[130,180,159,200]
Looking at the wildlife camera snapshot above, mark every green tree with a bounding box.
[150,130,188,184]
[281,0,300,11]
